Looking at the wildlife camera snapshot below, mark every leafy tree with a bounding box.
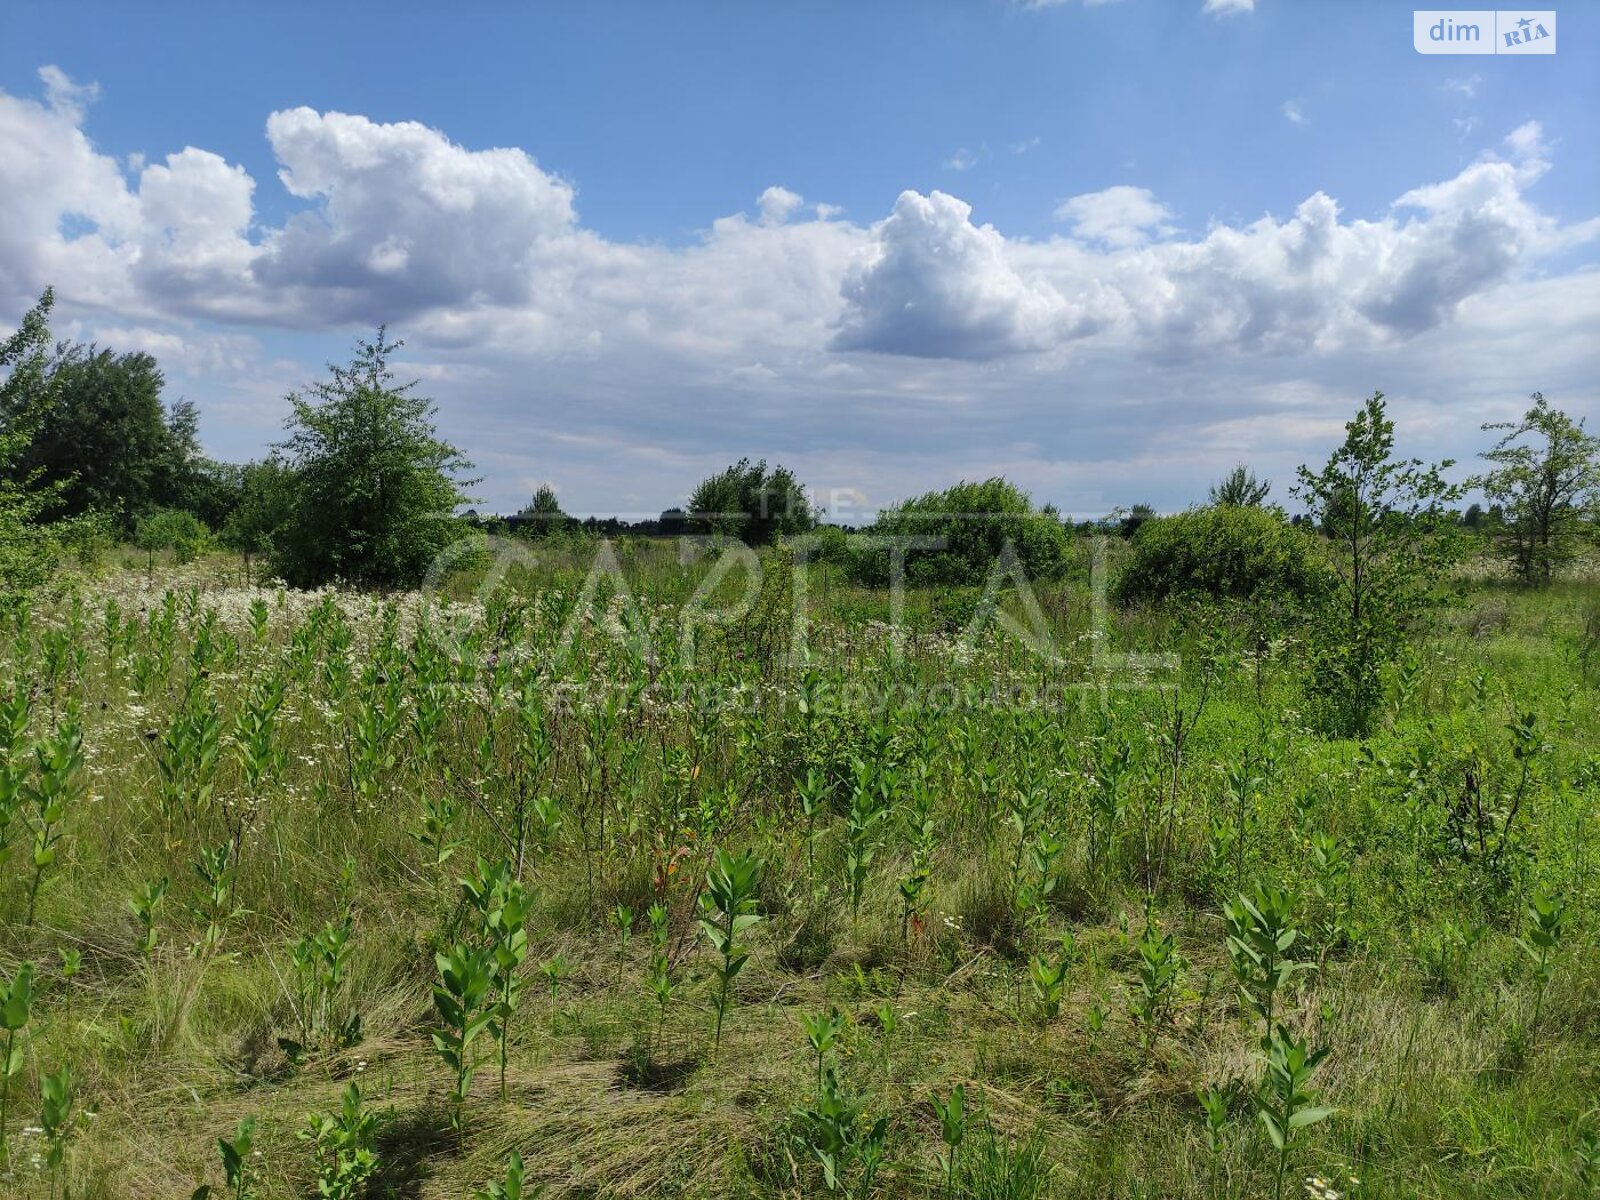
[1292,393,1463,736]
[134,508,209,571]
[0,290,67,594]
[271,330,477,590]
[854,477,1072,588]
[687,458,816,545]
[173,458,247,532]
[1209,464,1272,507]
[1473,394,1600,587]
[1115,504,1329,606]
[0,341,199,528]
[515,484,569,536]
[1120,503,1157,539]
[221,459,297,584]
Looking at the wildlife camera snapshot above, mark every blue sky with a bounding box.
[2,0,1597,518]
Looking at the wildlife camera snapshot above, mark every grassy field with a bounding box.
[1,540,1598,1199]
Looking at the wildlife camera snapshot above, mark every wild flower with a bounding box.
[38,1063,75,1197]
[1517,890,1565,1036]
[1128,914,1182,1052]
[1257,1024,1333,1200]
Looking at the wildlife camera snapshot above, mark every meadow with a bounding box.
[0,537,1597,1200]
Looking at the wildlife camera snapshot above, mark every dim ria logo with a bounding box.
[1414,10,1555,54]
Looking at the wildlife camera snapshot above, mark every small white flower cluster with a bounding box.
[1304,1171,1358,1200]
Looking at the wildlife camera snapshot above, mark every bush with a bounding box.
[807,523,850,565]
[687,459,816,545]
[134,508,210,566]
[851,478,1072,588]
[1113,504,1328,607]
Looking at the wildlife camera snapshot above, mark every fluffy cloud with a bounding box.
[1,66,1597,517]
[4,66,1590,370]
[0,71,140,311]
[834,191,1106,359]
[1054,185,1176,248]
[37,64,98,122]
[757,185,805,227]
[836,121,1593,361]
[1202,0,1254,15]
[254,107,577,321]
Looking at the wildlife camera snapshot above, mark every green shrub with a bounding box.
[687,458,816,545]
[807,523,851,565]
[271,330,477,590]
[134,508,211,566]
[851,478,1072,588]
[1113,504,1328,606]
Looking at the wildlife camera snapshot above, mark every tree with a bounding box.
[1120,503,1157,539]
[134,508,209,576]
[515,484,568,536]
[271,329,477,590]
[221,458,297,585]
[1209,464,1272,507]
[687,458,816,545]
[170,457,247,532]
[1292,393,1463,736]
[0,290,67,595]
[853,477,1073,588]
[0,342,199,528]
[1473,394,1600,587]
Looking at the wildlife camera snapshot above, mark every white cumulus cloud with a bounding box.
[1054,185,1176,249]
[833,190,1104,359]
[757,186,805,227]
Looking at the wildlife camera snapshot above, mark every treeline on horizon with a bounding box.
[3,290,1598,605]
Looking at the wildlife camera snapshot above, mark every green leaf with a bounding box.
[1258,1110,1285,1150]
[1287,1105,1335,1129]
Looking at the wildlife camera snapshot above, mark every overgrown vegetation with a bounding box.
[0,518,1591,1196]
[850,477,1073,588]
[1114,502,1329,606]
[1474,392,1600,588]
[1,290,1599,1198]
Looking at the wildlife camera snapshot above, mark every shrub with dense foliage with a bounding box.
[852,477,1073,587]
[0,292,61,596]
[1114,504,1329,606]
[134,508,210,568]
[271,330,478,589]
[1208,464,1272,507]
[687,459,817,545]
[513,484,574,538]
